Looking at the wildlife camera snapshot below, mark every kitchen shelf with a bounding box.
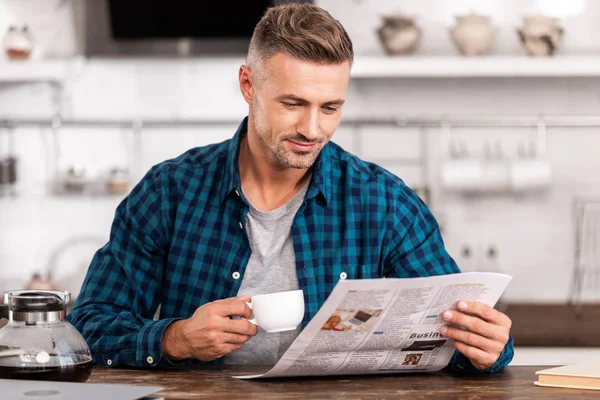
[4,56,599,83]
[0,59,71,83]
[351,55,600,78]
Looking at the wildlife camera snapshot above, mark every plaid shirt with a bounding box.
[67,116,513,373]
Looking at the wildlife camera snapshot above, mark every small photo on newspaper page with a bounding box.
[320,309,383,332]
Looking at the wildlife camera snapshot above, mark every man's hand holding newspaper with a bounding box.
[234,272,513,380]
[441,300,512,370]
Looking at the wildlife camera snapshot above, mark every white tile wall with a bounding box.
[2,0,600,304]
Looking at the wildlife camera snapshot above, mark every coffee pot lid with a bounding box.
[3,290,70,312]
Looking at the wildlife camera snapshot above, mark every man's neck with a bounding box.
[238,135,311,212]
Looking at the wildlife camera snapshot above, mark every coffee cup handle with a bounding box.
[245,301,257,326]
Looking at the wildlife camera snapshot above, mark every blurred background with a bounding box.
[1,0,600,365]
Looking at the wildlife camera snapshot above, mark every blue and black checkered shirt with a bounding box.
[67,116,513,372]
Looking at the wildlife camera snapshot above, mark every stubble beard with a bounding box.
[253,112,324,170]
[271,139,322,169]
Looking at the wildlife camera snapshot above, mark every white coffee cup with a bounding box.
[245,289,304,333]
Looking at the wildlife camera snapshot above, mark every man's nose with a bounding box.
[298,109,320,141]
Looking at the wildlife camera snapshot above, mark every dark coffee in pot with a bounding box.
[0,354,92,382]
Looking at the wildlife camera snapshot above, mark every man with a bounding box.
[68,3,514,373]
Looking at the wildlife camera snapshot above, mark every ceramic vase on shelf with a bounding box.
[517,15,564,57]
[450,12,495,56]
[3,24,34,61]
[377,13,421,56]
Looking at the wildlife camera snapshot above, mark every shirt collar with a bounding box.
[221,116,331,206]
[305,141,331,206]
[221,117,247,203]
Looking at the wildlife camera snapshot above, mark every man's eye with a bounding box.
[324,106,338,113]
[282,102,299,108]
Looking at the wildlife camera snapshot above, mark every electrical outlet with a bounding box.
[461,245,472,258]
[485,244,500,273]
[458,244,475,272]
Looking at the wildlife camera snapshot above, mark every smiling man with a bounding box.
[68,3,514,372]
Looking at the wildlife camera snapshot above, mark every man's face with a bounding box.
[248,53,350,169]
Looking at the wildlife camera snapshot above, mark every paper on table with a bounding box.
[0,379,164,400]
[234,272,512,379]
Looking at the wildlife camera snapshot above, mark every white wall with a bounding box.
[1,0,600,302]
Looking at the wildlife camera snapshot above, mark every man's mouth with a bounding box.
[287,140,317,152]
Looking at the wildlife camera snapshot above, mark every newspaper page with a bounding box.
[233,272,512,379]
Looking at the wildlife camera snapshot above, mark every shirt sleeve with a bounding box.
[447,336,514,374]
[383,188,460,278]
[383,188,513,373]
[66,165,184,368]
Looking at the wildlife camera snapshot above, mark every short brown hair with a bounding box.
[247,3,354,75]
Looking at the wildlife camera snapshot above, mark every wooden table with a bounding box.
[88,365,596,399]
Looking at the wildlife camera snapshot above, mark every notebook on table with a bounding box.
[0,378,164,400]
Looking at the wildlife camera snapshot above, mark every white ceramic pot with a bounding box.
[517,15,564,57]
[450,13,495,57]
[377,13,421,56]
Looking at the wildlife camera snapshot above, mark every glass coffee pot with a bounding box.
[0,290,93,382]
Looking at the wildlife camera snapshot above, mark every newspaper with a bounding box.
[233,272,512,379]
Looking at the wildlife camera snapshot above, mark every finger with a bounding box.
[441,325,505,354]
[213,343,244,359]
[456,301,511,328]
[224,318,259,336]
[220,342,244,356]
[214,297,252,318]
[453,341,498,370]
[442,310,508,343]
[219,332,252,345]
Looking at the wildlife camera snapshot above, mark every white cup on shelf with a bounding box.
[510,158,552,192]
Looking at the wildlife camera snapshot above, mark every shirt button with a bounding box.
[232,271,241,280]
[340,272,348,280]
[239,222,243,230]
[146,356,154,364]
[235,189,241,197]
[107,359,113,366]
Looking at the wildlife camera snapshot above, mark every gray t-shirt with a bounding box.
[222,181,309,365]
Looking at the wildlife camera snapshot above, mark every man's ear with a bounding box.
[239,64,254,104]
